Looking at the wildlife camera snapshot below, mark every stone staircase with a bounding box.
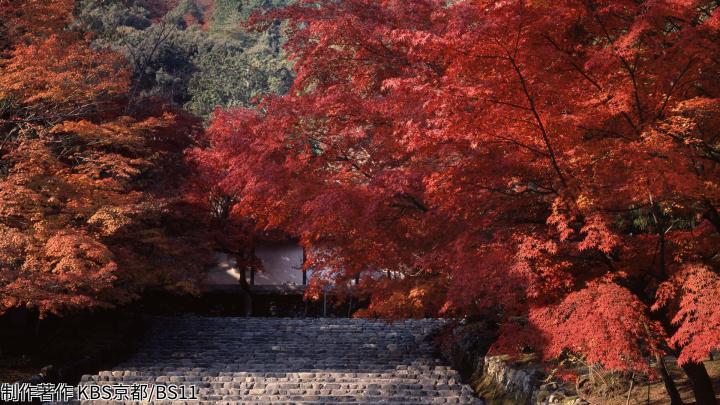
[78,316,482,404]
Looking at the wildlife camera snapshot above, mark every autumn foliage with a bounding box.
[0,0,211,316]
[193,0,720,401]
[2,0,719,402]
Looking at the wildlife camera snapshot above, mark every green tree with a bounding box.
[75,0,293,117]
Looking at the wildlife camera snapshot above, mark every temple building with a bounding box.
[205,240,308,294]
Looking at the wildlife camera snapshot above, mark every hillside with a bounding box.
[76,0,293,117]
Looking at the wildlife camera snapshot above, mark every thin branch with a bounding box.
[586,0,645,124]
[507,54,568,189]
[657,57,695,119]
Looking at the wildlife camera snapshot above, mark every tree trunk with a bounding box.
[242,290,253,317]
[239,260,253,317]
[656,354,684,405]
[703,199,720,234]
[681,361,717,405]
[647,220,685,405]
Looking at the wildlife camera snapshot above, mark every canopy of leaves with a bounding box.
[0,0,212,316]
[193,0,720,376]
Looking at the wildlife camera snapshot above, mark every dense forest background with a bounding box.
[76,0,293,117]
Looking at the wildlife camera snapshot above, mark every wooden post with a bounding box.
[323,291,327,317]
[238,254,252,317]
[347,294,353,318]
[323,285,329,317]
[302,247,307,285]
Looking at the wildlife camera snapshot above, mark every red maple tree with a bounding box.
[195,0,720,402]
[0,0,211,316]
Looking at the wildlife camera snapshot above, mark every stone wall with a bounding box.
[438,322,586,405]
[475,356,585,405]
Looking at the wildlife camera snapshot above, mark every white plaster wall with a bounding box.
[253,242,305,285]
[205,252,242,285]
[205,243,307,286]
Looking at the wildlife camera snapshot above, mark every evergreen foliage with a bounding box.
[75,0,293,117]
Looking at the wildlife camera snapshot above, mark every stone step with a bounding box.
[76,317,482,404]
[83,399,473,405]
[91,371,458,378]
